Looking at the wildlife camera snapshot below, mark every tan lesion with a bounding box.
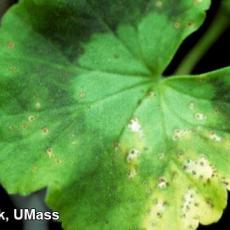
[46,147,63,165]
[7,40,15,49]
[42,127,49,135]
[28,115,36,122]
[8,65,17,73]
[155,1,163,9]
[46,147,53,158]
[118,116,147,180]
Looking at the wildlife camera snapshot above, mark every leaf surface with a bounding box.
[1,0,230,229]
[223,0,230,14]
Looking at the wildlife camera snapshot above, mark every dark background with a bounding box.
[0,0,229,229]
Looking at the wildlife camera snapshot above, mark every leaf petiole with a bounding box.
[175,4,230,75]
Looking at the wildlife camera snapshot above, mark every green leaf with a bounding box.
[223,0,230,15]
[1,0,230,229]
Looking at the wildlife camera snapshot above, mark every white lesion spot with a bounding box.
[150,199,167,219]
[143,198,169,228]
[28,115,36,122]
[183,157,214,180]
[194,112,207,121]
[79,89,86,98]
[172,128,191,141]
[174,22,181,29]
[71,140,78,145]
[209,131,222,142]
[46,147,53,158]
[182,189,196,216]
[148,91,156,97]
[155,0,163,8]
[188,102,195,110]
[181,188,200,229]
[42,127,49,134]
[128,168,137,179]
[126,149,140,163]
[35,102,41,110]
[128,118,142,133]
[157,177,169,189]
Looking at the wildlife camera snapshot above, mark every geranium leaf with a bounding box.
[223,0,230,14]
[1,0,230,230]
